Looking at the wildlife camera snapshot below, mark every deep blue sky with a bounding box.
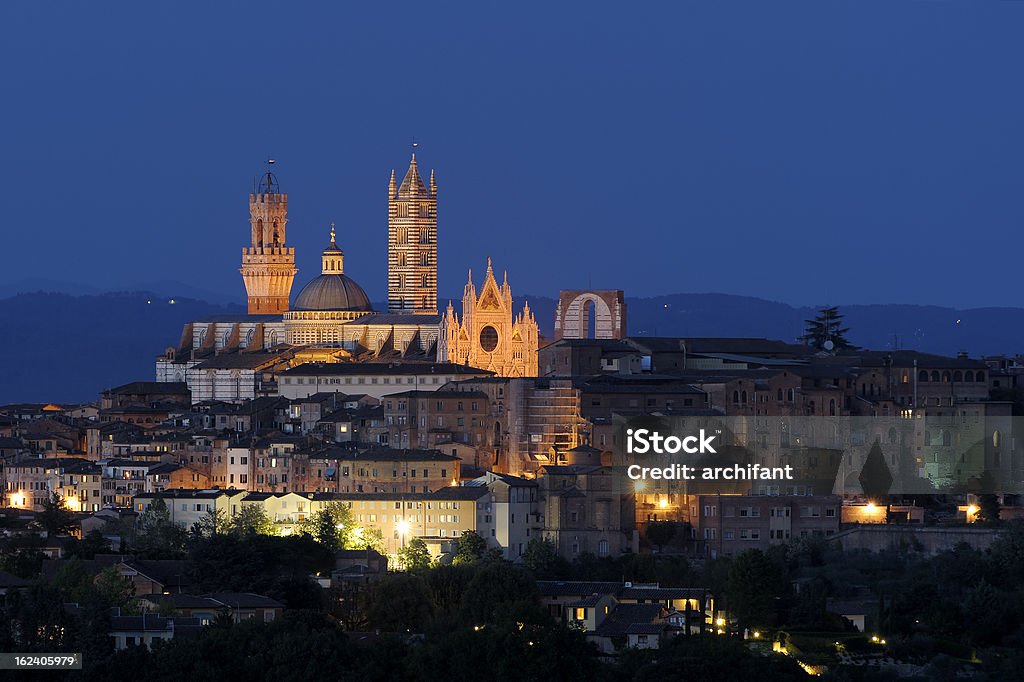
[2,2,1022,309]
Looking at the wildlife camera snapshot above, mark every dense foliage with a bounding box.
[4,514,1024,680]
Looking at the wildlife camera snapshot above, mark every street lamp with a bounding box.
[396,518,410,550]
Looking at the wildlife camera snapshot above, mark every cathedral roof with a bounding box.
[293,273,372,312]
[344,313,442,325]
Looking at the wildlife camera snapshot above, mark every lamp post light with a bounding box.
[396,518,410,550]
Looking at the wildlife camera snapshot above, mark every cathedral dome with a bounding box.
[292,224,374,312]
[292,273,372,312]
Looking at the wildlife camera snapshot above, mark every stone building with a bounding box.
[4,456,102,512]
[283,226,374,345]
[537,464,630,560]
[387,149,438,315]
[240,167,297,315]
[159,152,520,398]
[326,447,459,494]
[380,389,493,467]
[684,494,841,558]
[553,290,627,340]
[438,258,539,377]
[277,362,493,401]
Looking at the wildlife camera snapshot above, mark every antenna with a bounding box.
[258,159,279,194]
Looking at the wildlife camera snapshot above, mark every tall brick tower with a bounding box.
[387,147,437,315]
[240,163,297,315]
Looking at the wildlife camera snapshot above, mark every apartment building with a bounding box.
[685,493,840,558]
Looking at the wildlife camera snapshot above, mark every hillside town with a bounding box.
[3,157,1024,679]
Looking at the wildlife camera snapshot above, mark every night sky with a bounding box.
[3,2,1022,308]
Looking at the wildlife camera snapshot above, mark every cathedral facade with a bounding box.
[438,259,539,377]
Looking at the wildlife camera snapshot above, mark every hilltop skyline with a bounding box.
[2,2,1023,309]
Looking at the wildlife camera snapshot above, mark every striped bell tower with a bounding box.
[387,147,437,315]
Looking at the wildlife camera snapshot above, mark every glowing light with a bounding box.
[633,480,646,493]
[753,631,761,638]
[396,519,411,535]
[966,505,979,517]
[658,498,668,509]
[797,661,821,676]
[64,496,80,511]
[716,618,725,627]
[871,635,879,643]
[865,502,878,513]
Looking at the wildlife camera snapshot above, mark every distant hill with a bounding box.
[0,278,240,305]
[0,292,245,404]
[3,290,1022,404]
[520,293,1024,358]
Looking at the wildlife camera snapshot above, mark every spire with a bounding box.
[388,169,396,197]
[321,223,344,273]
[486,257,493,275]
[429,169,436,195]
[397,144,426,197]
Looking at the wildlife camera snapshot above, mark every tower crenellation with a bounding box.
[240,166,298,315]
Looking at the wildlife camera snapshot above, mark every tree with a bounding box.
[227,505,277,537]
[976,493,1001,524]
[523,537,567,578]
[799,306,854,351]
[859,439,894,501]
[727,549,785,629]
[300,502,353,551]
[453,530,487,565]
[398,537,432,571]
[38,491,76,537]
[93,566,137,611]
[68,529,112,559]
[135,497,188,558]
[645,520,677,552]
[361,573,433,632]
[353,527,385,554]
[185,534,334,603]
[195,508,228,537]
[612,635,805,681]
[458,561,539,627]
